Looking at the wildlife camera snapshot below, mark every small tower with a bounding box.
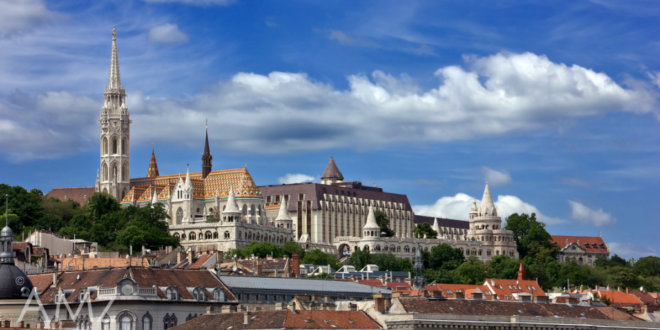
[517,261,527,281]
[201,121,213,179]
[274,196,293,229]
[222,185,241,223]
[412,243,425,289]
[321,157,344,185]
[0,194,35,299]
[98,26,131,200]
[147,146,159,178]
[363,205,380,238]
[469,198,478,221]
[432,217,441,238]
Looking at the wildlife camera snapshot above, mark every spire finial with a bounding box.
[5,194,8,228]
[152,139,154,152]
[206,119,208,130]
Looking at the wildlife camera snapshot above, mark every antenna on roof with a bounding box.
[5,194,8,227]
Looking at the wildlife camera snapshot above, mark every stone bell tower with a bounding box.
[97,26,132,200]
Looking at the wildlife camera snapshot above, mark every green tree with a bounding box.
[610,254,627,268]
[70,214,93,231]
[115,203,177,250]
[301,249,342,270]
[374,211,394,237]
[0,184,44,227]
[505,213,558,259]
[429,243,465,270]
[634,256,660,277]
[413,222,437,239]
[35,214,65,231]
[88,192,120,221]
[485,255,519,279]
[454,256,486,284]
[349,247,372,271]
[282,241,305,258]
[41,197,85,223]
[424,268,458,284]
[371,253,413,272]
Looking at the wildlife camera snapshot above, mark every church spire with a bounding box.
[108,26,121,89]
[147,147,159,178]
[201,120,213,179]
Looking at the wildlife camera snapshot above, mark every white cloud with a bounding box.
[142,0,232,5]
[482,167,511,186]
[329,30,357,45]
[568,200,616,227]
[608,242,658,259]
[148,24,189,43]
[0,0,64,37]
[278,174,316,184]
[413,192,566,225]
[1,51,658,160]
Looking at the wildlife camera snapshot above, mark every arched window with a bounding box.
[119,314,132,330]
[173,233,180,239]
[189,233,196,240]
[478,250,482,256]
[102,315,110,330]
[242,205,248,216]
[224,231,230,239]
[142,313,152,330]
[166,288,178,301]
[213,288,225,302]
[250,204,255,216]
[213,232,218,239]
[112,164,118,181]
[193,288,206,302]
[176,208,183,224]
[122,164,127,181]
[205,232,212,240]
[113,138,118,154]
[122,139,127,155]
[102,163,108,181]
[102,137,109,155]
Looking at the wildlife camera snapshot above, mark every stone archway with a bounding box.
[337,243,351,258]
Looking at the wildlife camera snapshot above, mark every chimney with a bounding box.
[218,251,224,264]
[188,249,194,265]
[256,260,263,276]
[373,293,386,313]
[577,239,580,246]
[52,272,58,287]
[177,251,186,264]
[626,287,630,293]
[244,310,249,325]
[291,253,300,277]
[391,292,403,298]
[617,287,621,292]
[566,239,569,247]
[606,285,610,291]
[378,275,385,285]
[579,285,583,292]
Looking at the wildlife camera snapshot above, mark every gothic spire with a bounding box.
[201,120,213,179]
[108,26,121,89]
[147,149,160,178]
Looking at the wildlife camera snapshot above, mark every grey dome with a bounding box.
[0,264,33,299]
[0,226,12,237]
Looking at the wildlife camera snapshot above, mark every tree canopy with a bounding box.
[413,222,437,239]
[505,213,558,260]
[374,211,394,237]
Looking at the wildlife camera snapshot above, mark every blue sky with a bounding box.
[0,0,658,259]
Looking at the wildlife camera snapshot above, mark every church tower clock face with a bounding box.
[96,26,132,201]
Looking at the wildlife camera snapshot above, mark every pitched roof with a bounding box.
[551,235,609,253]
[431,283,492,299]
[58,257,150,270]
[46,187,95,206]
[631,291,658,304]
[357,279,385,288]
[168,310,381,330]
[598,290,644,305]
[483,278,546,300]
[396,297,643,321]
[387,282,412,291]
[413,215,469,229]
[321,157,343,181]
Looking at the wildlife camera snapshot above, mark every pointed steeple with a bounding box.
[432,217,441,236]
[479,182,496,215]
[223,185,240,214]
[183,164,192,191]
[108,26,121,89]
[517,261,527,281]
[321,157,344,184]
[151,188,159,205]
[275,197,293,221]
[364,205,379,230]
[147,149,160,178]
[201,121,213,179]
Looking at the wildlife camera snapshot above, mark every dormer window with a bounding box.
[213,288,225,302]
[166,287,178,301]
[192,288,206,302]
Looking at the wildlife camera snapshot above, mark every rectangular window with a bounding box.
[297,201,303,238]
[306,200,312,240]
[299,194,304,200]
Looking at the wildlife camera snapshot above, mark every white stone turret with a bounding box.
[275,196,293,229]
[479,182,497,217]
[222,185,241,222]
[183,164,193,193]
[363,205,380,238]
[469,198,478,220]
[151,187,159,205]
[432,217,441,238]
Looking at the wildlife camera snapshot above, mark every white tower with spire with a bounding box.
[97,26,132,200]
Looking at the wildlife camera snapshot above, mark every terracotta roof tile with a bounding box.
[630,291,657,304]
[396,297,643,321]
[284,310,380,329]
[357,280,384,288]
[551,235,609,253]
[60,257,149,270]
[46,187,95,206]
[598,290,643,305]
[387,282,412,291]
[483,278,545,300]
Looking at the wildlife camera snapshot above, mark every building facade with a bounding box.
[333,183,518,263]
[551,235,610,266]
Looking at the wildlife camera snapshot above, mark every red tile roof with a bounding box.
[46,187,96,206]
[430,283,494,299]
[630,291,658,304]
[357,279,385,288]
[598,290,643,306]
[387,282,412,291]
[551,235,609,253]
[169,310,381,330]
[483,278,545,300]
[59,257,150,270]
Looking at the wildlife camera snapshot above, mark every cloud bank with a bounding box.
[0,0,65,37]
[278,173,316,184]
[413,192,566,225]
[608,242,658,259]
[482,167,512,186]
[1,52,657,160]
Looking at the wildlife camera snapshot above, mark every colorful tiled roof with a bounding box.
[121,167,262,204]
[551,235,609,253]
[147,150,160,178]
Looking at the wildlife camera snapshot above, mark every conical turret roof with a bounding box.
[275,198,292,221]
[364,205,380,230]
[517,261,527,281]
[151,187,159,204]
[479,182,496,214]
[147,150,159,178]
[184,164,192,190]
[222,185,241,214]
[202,128,212,161]
[321,157,343,181]
[432,217,441,234]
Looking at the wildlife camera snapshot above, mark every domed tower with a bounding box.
[0,196,34,300]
